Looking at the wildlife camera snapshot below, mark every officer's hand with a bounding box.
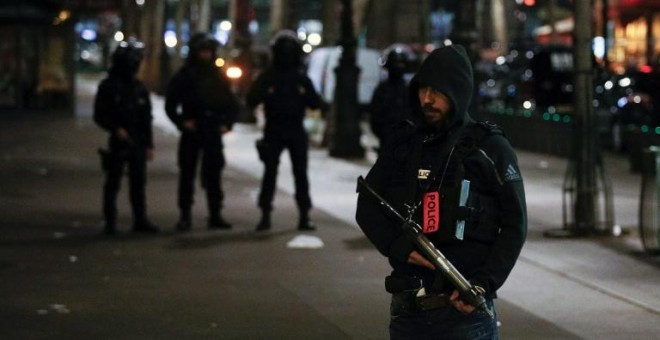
[183,120,196,132]
[116,128,129,141]
[146,148,154,161]
[450,290,476,314]
[407,251,435,270]
[219,125,230,134]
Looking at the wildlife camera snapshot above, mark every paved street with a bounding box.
[0,73,658,339]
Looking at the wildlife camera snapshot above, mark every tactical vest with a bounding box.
[399,121,504,245]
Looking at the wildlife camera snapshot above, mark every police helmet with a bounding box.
[111,39,145,75]
[379,43,416,73]
[187,32,220,61]
[270,30,303,70]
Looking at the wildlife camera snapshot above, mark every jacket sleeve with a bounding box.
[302,76,321,110]
[93,79,117,133]
[355,129,415,264]
[140,84,154,148]
[164,72,185,131]
[471,134,527,294]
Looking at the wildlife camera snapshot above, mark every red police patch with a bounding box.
[423,191,440,234]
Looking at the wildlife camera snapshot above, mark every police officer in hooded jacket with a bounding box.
[165,33,239,232]
[356,45,527,339]
[94,39,159,235]
[246,30,321,231]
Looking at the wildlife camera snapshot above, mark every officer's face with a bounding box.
[418,86,452,125]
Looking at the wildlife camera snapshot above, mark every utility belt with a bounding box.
[98,145,138,172]
[386,275,451,311]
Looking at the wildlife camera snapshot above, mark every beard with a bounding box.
[419,103,453,135]
[421,103,446,124]
[422,103,443,114]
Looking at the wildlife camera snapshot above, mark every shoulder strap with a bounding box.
[440,121,504,188]
[473,120,504,143]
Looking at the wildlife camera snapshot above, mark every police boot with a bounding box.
[297,211,316,231]
[208,214,232,230]
[103,220,117,236]
[175,209,192,232]
[133,219,160,234]
[255,211,271,232]
[103,208,117,235]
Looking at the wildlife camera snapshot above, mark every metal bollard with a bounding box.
[639,146,660,254]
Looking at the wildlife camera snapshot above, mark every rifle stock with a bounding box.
[357,176,493,318]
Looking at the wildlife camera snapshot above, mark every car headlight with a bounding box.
[226,66,242,79]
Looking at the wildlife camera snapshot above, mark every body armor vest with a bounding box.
[409,121,504,245]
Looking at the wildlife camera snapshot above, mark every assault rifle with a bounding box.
[357,176,493,318]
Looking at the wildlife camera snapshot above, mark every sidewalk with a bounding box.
[0,73,657,339]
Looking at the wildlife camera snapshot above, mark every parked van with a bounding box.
[306,46,381,112]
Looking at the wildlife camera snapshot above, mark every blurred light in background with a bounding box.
[593,36,605,59]
[219,20,232,31]
[226,66,242,79]
[307,33,322,46]
[164,30,177,48]
[81,29,96,41]
[53,10,70,25]
[215,20,232,46]
[618,77,631,87]
[297,28,307,41]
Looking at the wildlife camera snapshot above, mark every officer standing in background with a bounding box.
[246,30,321,232]
[94,39,159,235]
[356,45,527,339]
[369,44,415,151]
[165,33,239,232]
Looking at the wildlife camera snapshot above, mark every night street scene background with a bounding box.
[1,0,659,339]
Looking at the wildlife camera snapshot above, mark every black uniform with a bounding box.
[370,78,409,146]
[369,47,412,147]
[246,31,321,231]
[165,34,239,231]
[94,41,157,234]
[356,45,527,338]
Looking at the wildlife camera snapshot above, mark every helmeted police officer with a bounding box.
[356,45,527,339]
[369,44,416,150]
[94,39,159,235]
[246,30,321,231]
[165,32,239,232]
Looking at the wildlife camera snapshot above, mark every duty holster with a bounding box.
[98,148,111,172]
[255,138,267,162]
[98,147,130,172]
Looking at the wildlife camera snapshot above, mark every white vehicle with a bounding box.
[306,46,381,110]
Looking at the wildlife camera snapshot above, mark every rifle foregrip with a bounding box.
[406,228,494,318]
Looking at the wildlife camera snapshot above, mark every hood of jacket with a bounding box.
[408,45,474,131]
